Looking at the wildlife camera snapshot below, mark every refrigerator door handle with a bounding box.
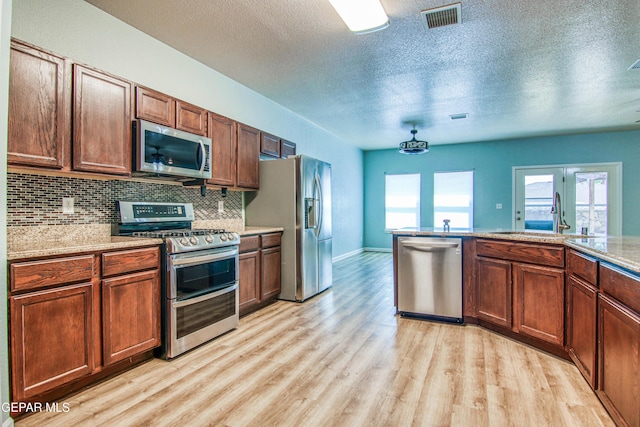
[315,173,323,236]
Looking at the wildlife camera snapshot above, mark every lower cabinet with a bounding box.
[597,293,640,427]
[8,246,161,407]
[239,232,282,316]
[102,269,160,366]
[475,239,565,349]
[566,275,598,388]
[10,283,96,401]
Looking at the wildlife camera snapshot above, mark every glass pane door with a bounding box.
[514,168,564,231]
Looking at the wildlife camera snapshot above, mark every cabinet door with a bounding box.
[566,275,598,388]
[261,246,281,300]
[476,257,512,328]
[8,41,68,168]
[236,123,260,189]
[72,64,132,175]
[10,283,95,401]
[514,263,565,346]
[208,113,236,187]
[260,132,281,158]
[597,294,640,427]
[135,86,174,127]
[176,100,207,136]
[102,270,160,366]
[239,250,260,315]
[280,139,296,159]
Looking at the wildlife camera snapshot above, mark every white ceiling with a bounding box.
[85,0,640,150]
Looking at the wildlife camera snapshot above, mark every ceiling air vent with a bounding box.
[421,2,461,29]
[629,59,640,70]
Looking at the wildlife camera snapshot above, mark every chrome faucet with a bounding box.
[551,191,570,234]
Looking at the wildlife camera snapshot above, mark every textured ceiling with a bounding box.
[85,0,640,150]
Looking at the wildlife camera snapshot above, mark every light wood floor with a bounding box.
[17,252,614,427]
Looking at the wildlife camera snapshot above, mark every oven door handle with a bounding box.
[171,248,238,268]
[172,283,238,308]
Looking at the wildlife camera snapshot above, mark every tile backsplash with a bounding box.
[7,173,243,227]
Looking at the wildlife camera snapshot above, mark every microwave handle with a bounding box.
[198,141,206,174]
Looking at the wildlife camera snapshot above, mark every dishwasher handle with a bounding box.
[401,242,460,252]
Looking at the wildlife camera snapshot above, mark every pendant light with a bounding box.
[398,129,429,154]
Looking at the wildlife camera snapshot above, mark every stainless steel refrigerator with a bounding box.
[245,155,332,301]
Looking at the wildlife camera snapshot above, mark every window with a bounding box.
[385,174,420,230]
[434,171,474,229]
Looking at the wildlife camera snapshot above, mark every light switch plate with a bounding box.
[218,200,224,213]
[496,203,503,210]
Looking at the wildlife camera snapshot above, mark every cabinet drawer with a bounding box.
[261,233,282,248]
[102,247,160,277]
[476,239,564,268]
[567,249,598,285]
[600,263,640,313]
[10,255,96,292]
[240,235,260,253]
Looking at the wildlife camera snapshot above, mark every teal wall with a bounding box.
[364,130,640,249]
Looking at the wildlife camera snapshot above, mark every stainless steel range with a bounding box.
[114,201,240,359]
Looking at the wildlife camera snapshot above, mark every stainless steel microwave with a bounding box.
[135,119,212,180]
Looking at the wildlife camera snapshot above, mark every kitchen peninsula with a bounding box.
[392,228,640,427]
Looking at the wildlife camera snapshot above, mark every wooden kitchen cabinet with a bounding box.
[513,263,565,346]
[8,40,69,169]
[102,269,160,366]
[10,282,96,401]
[260,132,281,158]
[566,249,599,388]
[239,232,282,316]
[72,64,132,175]
[135,85,207,136]
[476,257,512,328]
[597,293,640,427]
[208,112,237,187]
[260,233,282,300]
[8,245,161,409]
[280,139,296,158]
[474,239,565,349]
[236,123,261,189]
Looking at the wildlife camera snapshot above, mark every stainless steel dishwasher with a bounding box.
[397,236,463,323]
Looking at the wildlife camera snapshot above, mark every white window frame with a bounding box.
[433,170,474,230]
[385,173,421,231]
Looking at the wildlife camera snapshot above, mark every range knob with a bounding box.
[189,236,198,245]
[179,237,189,246]
[220,234,228,241]
[227,233,236,241]
[205,235,214,243]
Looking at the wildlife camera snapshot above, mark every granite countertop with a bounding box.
[7,224,284,261]
[392,227,640,274]
[8,235,163,261]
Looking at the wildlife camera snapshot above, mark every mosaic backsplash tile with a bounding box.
[7,173,243,227]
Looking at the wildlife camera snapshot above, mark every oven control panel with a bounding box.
[118,201,195,223]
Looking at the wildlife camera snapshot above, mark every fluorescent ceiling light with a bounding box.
[328,0,389,34]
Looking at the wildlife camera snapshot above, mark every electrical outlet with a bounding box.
[218,200,224,213]
[63,197,74,214]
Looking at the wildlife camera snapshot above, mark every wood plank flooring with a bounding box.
[17,252,614,427]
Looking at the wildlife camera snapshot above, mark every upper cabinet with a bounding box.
[72,64,132,176]
[135,85,207,136]
[237,123,261,189]
[8,40,69,169]
[280,139,296,159]
[260,133,297,159]
[208,112,237,188]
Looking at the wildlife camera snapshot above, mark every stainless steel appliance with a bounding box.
[245,155,332,301]
[134,119,213,180]
[114,201,239,359]
[397,237,463,323]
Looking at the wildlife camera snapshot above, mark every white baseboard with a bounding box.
[363,247,393,253]
[3,416,14,427]
[332,248,364,262]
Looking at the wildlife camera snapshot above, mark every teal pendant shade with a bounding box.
[399,129,429,155]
